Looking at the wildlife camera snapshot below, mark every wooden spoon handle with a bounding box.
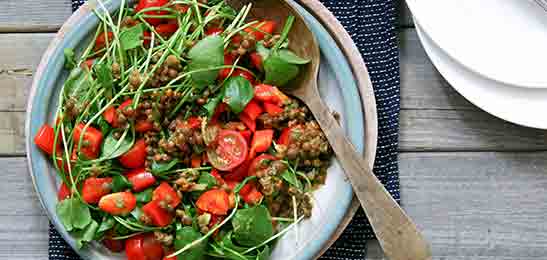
[304,91,432,260]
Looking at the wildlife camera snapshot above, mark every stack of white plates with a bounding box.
[406,0,547,129]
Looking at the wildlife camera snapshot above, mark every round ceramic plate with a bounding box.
[415,20,547,129]
[25,0,377,259]
[407,0,547,88]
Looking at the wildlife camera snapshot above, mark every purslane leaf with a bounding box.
[222,76,253,114]
[232,205,273,247]
[263,54,300,87]
[188,35,224,86]
[120,24,144,51]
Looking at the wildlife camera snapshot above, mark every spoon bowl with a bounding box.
[228,0,432,259]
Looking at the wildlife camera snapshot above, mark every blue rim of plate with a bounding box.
[25,0,364,259]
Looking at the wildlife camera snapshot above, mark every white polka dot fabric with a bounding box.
[50,1,401,259]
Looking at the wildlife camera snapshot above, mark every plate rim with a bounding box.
[25,0,378,258]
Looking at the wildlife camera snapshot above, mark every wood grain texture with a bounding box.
[0,0,72,32]
[0,30,545,154]
[8,152,547,260]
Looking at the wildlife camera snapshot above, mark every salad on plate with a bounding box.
[33,0,333,259]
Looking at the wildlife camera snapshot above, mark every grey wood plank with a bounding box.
[399,28,475,110]
[0,0,72,32]
[8,152,547,259]
[0,34,53,112]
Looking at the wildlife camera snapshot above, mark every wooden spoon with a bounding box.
[228,0,432,259]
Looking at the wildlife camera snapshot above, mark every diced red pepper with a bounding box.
[239,130,252,144]
[191,154,201,168]
[152,182,181,208]
[102,237,125,252]
[242,187,263,205]
[72,123,103,159]
[250,130,274,158]
[196,189,230,215]
[263,102,284,116]
[82,177,113,204]
[206,27,223,36]
[187,116,202,129]
[244,20,276,41]
[249,52,263,71]
[242,100,263,121]
[34,124,57,155]
[99,192,137,215]
[254,84,288,105]
[125,168,156,192]
[278,127,292,146]
[103,106,116,125]
[142,200,174,227]
[95,31,114,51]
[239,113,256,132]
[163,251,177,260]
[232,70,255,84]
[218,53,236,81]
[155,23,178,39]
[135,119,154,133]
[211,103,228,123]
[83,59,95,70]
[57,183,71,201]
[119,139,147,169]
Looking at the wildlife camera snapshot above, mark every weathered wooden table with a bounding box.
[2,1,547,259]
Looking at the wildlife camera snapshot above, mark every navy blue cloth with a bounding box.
[50,0,401,259]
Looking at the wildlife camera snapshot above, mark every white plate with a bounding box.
[415,20,547,129]
[407,0,547,88]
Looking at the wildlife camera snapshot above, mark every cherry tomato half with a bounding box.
[125,233,164,260]
[207,130,248,171]
[82,177,113,204]
[99,192,137,215]
[125,168,156,192]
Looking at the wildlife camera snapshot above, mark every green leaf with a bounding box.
[263,54,300,87]
[120,24,144,51]
[199,171,218,188]
[97,215,115,234]
[188,35,224,86]
[222,76,254,114]
[56,197,92,232]
[192,172,218,199]
[95,62,113,99]
[101,128,134,159]
[256,245,270,260]
[277,49,310,65]
[281,170,302,190]
[63,48,77,70]
[136,188,154,203]
[112,174,132,192]
[174,226,208,260]
[73,220,99,249]
[232,205,274,247]
[130,207,143,220]
[151,159,179,174]
[256,43,271,61]
[96,115,112,135]
[203,93,222,118]
[63,67,94,98]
